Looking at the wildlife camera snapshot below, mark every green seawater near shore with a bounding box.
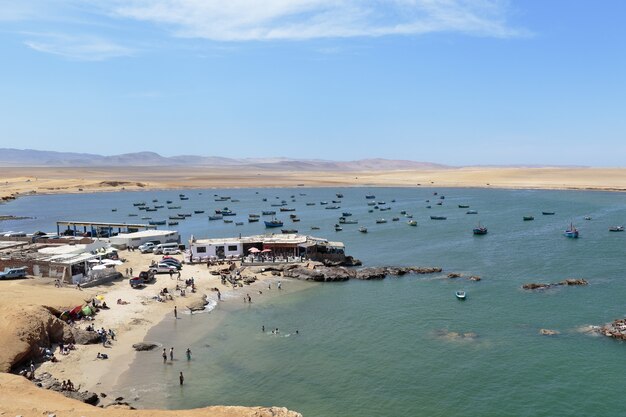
[4,187,626,416]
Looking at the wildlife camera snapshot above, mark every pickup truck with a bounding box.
[0,267,27,279]
[138,242,156,253]
[149,263,179,274]
[129,270,156,288]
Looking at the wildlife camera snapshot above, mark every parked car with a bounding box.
[138,242,156,253]
[139,270,156,283]
[162,247,181,255]
[0,267,27,279]
[149,263,178,274]
[160,256,182,267]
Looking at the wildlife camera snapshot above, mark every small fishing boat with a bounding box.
[180,196,189,200]
[426,205,432,209]
[282,229,298,234]
[430,216,446,220]
[609,226,624,232]
[208,215,223,220]
[231,199,240,203]
[169,215,185,220]
[168,206,181,209]
[148,220,166,225]
[111,208,117,212]
[466,210,478,214]
[166,200,173,204]
[249,214,260,218]
[400,210,407,215]
[311,226,320,230]
[455,291,466,300]
[408,220,417,226]
[473,223,488,235]
[194,210,205,214]
[523,216,534,221]
[365,194,376,199]
[342,212,352,217]
[334,224,343,231]
[584,216,592,220]
[359,226,368,233]
[248,218,259,223]
[368,209,374,213]
[542,211,555,215]
[133,202,146,206]
[367,202,376,206]
[168,221,179,226]
[265,219,283,228]
[222,211,237,216]
[145,208,157,212]
[280,207,296,212]
[436,202,443,206]
[262,211,276,216]
[332,200,342,204]
[306,202,316,206]
[271,203,286,207]
[325,206,341,210]
[336,193,344,198]
[380,207,391,211]
[392,217,400,221]
[339,217,358,224]
[154,205,164,208]
[376,219,387,224]
[292,217,301,222]
[458,204,470,208]
[320,201,328,205]
[377,201,386,205]
[152,199,158,202]
[235,222,244,226]
[224,219,233,224]
[405,214,413,218]
[128,214,138,217]
[179,213,192,217]
[262,198,268,202]
[141,216,151,220]
[564,223,579,238]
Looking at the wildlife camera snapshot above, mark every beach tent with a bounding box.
[69,305,83,317]
[81,305,93,316]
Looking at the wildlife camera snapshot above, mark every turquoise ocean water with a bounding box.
[2,187,626,416]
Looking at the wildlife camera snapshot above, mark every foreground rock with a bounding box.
[185,294,209,312]
[0,372,303,417]
[35,372,100,405]
[523,278,588,290]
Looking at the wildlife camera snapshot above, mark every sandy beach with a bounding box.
[2,166,626,203]
[0,247,309,415]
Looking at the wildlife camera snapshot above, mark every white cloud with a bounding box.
[23,32,134,61]
[108,0,527,41]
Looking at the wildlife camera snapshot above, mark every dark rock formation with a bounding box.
[284,266,442,282]
[599,318,626,341]
[523,278,588,290]
[71,328,100,345]
[132,342,159,351]
[447,273,462,278]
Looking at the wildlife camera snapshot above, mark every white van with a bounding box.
[153,242,179,255]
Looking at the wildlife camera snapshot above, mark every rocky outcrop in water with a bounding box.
[539,329,560,336]
[283,266,442,282]
[599,318,626,341]
[523,278,588,290]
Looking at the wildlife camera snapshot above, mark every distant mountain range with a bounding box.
[0,148,448,171]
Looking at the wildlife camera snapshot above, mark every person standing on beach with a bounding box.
[174,306,177,319]
[186,348,191,360]
[277,281,282,290]
[130,267,133,276]
[162,348,167,363]
[170,347,174,361]
[217,290,221,301]
[179,371,184,385]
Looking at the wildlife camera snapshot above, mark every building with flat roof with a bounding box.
[189,233,345,262]
[108,230,180,249]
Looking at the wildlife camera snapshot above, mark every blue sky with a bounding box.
[1,0,625,166]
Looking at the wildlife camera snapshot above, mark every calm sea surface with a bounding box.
[3,187,626,416]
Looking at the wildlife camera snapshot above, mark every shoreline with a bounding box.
[3,166,626,203]
[33,250,316,407]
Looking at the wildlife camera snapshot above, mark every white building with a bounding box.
[107,230,180,249]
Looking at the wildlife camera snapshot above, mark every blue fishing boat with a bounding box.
[265,219,283,228]
[365,194,375,199]
[473,223,488,235]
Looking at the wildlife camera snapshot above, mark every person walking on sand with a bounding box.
[130,267,133,276]
[170,347,174,361]
[179,371,184,385]
[186,348,191,360]
[277,281,282,290]
[162,348,167,363]
[217,290,221,301]
[174,306,177,319]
